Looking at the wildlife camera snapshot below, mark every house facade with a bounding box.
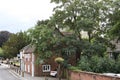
[20,45,58,77]
[20,45,35,76]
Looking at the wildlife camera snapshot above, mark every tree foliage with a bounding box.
[50,0,114,60]
[0,31,11,47]
[28,0,117,62]
[28,20,55,59]
[2,31,30,58]
[0,48,4,57]
[77,55,117,73]
[108,10,120,40]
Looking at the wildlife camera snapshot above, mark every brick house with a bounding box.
[20,45,35,76]
[20,44,76,77]
[20,44,59,77]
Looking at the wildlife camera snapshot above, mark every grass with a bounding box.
[13,62,20,67]
[68,66,81,72]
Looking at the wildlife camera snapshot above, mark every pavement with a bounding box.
[16,70,66,80]
[21,73,60,80]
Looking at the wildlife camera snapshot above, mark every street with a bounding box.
[0,63,67,80]
[0,63,21,80]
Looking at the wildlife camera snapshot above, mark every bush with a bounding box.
[115,54,120,73]
[55,57,64,64]
[97,56,115,73]
[89,56,102,73]
[77,55,116,73]
[77,56,92,72]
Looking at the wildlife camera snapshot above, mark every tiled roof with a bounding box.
[21,44,35,54]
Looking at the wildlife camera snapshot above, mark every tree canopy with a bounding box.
[2,31,30,58]
[0,31,11,47]
[108,9,120,41]
[0,0,119,73]
[28,0,117,62]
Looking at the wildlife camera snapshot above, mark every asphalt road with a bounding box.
[0,63,21,80]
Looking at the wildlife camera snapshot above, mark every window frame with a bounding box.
[42,65,51,72]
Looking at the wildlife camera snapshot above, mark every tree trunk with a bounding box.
[88,31,92,43]
[76,48,81,63]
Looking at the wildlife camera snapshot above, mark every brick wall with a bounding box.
[39,56,58,76]
[34,55,58,76]
[68,70,120,80]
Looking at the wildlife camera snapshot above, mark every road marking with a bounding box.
[8,70,28,80]
[8,70,20,79]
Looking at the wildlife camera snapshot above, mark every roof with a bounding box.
[21,44,35,54]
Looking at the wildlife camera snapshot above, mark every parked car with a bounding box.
[50,70,57,77]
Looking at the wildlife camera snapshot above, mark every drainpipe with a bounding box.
[32,53,34,77]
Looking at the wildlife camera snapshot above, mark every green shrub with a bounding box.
[77,55,117,73]
[89,56,102,73]
[115,54,120,73]
[97,56,115,73]
[55,57,64,63]
[77,56,92,72]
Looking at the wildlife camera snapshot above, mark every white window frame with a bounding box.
[25,64,26,71]
[42,65,51,72]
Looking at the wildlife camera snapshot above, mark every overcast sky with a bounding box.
[0,0,55,33]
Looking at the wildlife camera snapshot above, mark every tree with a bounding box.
[50,0,113,60]
[28,0,115,63]
[50,0,113,41]
[28,20,55,59]
[82,40,106,58]
[0,48,4,57]
[2,31,30,58]
[29,20,81,64]
[0,31,11,47]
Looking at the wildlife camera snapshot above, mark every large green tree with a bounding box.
[0,31,11,47]
[50,0,112,41]
[29,0,115,62]
[50,0,113,59]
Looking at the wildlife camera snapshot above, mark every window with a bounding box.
[42,65,51,72]
[65,50,76,56]
[28,65,30,72]
[25,54,31,62]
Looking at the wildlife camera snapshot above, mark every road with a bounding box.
[0,63,21,80]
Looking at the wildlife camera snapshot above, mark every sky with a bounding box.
[0,0,55,33]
